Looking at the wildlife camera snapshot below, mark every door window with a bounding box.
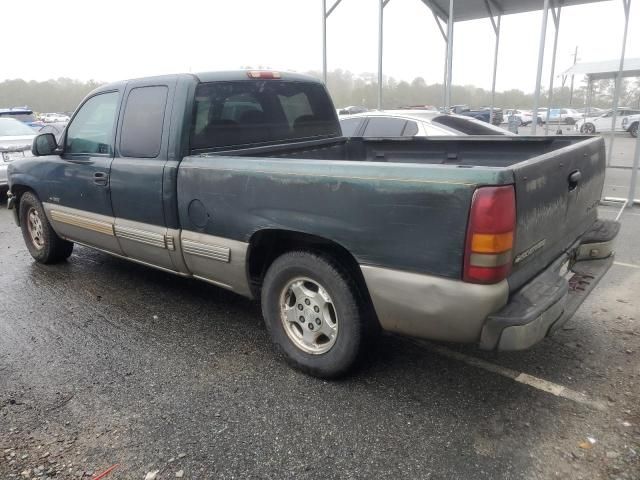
[120,86,168,158]
[65,92,119,155]
[362,117,407,137]
[402,121,419,136]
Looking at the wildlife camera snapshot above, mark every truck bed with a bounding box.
[181,135,605,292]
[207,135,587,167]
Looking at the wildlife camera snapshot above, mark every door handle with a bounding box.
[93,172,109,186]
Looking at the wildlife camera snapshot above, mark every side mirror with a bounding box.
[32,133,59,156]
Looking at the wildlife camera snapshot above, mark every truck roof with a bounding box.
[91,70,323,96]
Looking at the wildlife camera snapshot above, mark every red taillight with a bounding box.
[246,70,281,79]
[463,185,516,284]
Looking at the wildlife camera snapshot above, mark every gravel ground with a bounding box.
[0,169,639,479]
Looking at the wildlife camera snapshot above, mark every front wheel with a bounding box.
[630,122,638,138]
[261,251,366,378]
[19,192,74,263]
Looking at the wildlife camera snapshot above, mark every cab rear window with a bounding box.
[190,80,339,151]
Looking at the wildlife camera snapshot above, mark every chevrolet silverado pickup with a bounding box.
[7,70,618,378]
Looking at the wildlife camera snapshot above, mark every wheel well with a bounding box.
[247,229,378,322]
[7,185,35,226]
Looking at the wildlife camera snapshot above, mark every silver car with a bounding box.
[0,118,36,196]
[340,110,512,138]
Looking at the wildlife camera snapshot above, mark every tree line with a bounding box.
[0,72,638,114]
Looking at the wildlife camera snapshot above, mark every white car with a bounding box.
[340,110,512,138]
[504,109,542,126]
[41,113,70,123]
[575,108,640,134]
[0,118,37,196]
[543,108,581,125]
[621,114,640,138]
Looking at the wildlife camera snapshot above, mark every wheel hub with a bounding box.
[27,208,45,250]
[280,277,338,355]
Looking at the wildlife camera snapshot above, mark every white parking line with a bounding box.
[406,339,607,412]
[614,261,640,269]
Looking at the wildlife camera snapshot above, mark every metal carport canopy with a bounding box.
[426,0,604,21]
[562,56,640,209]
[562,58,640,80]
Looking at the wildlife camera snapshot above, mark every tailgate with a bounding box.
[508,137,605,291]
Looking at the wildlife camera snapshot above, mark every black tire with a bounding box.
[630,122,638,138]
[261,251,366,378]
[19,191,73,263]
[581,123,596,135]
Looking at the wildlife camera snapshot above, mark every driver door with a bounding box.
[44,90,123,253]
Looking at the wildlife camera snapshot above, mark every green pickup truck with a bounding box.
[7,70,618,377]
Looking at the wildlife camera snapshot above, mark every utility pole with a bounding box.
[569,46,578,106]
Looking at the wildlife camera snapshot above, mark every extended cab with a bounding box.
[7,71,618,377]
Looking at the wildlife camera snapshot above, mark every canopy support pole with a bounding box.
[420,0,449,110]
[321,0,342,84]
[377,0,392,109]
[532,0,550,135]
[629,125,640,207]
[607,0,631,167]
[485,0,502,125]
[545,4,562,135]
[445,0,455,110]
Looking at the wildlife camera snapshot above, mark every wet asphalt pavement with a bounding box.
[1,175,639,478]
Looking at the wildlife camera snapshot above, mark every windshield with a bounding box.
[190,80,340,151]
[0,117,37,136]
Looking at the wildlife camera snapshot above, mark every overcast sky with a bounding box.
[3,0,639,92]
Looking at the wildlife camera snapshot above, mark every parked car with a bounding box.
[340,110,512,137]
[0,107,42,128]
[544,108,581,125]
[450,105,503,125]
[7,70,618,378]
[38,122,68,142]
[337,105,368,116]
[0,118,36,197]
[575,107,640,134]
[41,113,71,123]
[504,109,542,127]
[621,114,640,138]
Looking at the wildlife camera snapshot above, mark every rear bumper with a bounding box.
[479,219,619,350]
[362,219,619,349]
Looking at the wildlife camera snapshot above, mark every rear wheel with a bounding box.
[19,192,73,263]
[581,123,596,134]
[261,251,366,378]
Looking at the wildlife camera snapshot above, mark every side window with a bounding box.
[402,121,419,137]
[362,117,407,137]
[120,86,168,158]
[340,118,362,136]
[65,92,119,155]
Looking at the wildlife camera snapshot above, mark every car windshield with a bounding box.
[0,117,36,136]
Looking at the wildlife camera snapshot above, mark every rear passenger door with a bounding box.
[110,79,183,271]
